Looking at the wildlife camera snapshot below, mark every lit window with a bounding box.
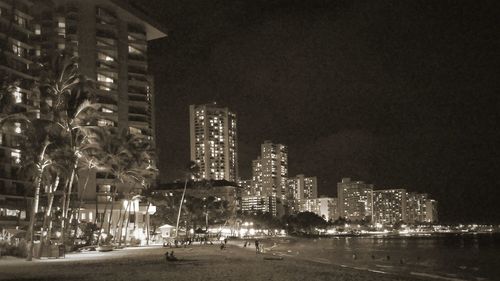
[11,151,21,164]
[97,119,114,127]
[128,45,142,55]
[13,87,22,103]
[57,43,65,50]
[129,127,141,134]
[101,107,113,113]
[12,44,25,57]
[98,85,111,91]
[34,24,41,35]
[58,18,66,28]
[14,122,21,133]
[14,14,27,27]
[98,53,114,62]
[97,74,114,83]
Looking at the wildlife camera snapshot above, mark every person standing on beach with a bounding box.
[255,240,260,253]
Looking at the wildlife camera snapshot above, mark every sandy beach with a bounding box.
[0,241,428,281]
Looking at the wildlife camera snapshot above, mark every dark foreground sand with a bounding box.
[0,244,426,281]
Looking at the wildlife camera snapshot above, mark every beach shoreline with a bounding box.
[0,242,426,281]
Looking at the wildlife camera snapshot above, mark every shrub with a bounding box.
[0,240,28,258]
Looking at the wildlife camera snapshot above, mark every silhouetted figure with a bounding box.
[371,254,376,260]
[400,258,405,265]
[220,243,225,250]
[386,255,391,261]
[165,251,178,262]
[244,241,248,247]
[255,240,260,253]
[224,238,228,245]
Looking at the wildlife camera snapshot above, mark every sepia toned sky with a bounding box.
[134,0,499,223]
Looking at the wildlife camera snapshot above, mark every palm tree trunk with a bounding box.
[26,141,50,261]
[123,200,133,246]
[118,199,131,246]
[38,175,61,258]
[63,161,78,220]
[145,203,150,246]
[175,178,189,238]
[106,190,115,236]
[113,204,123,244]
[26,176,42,261]
[60,179,69,244]
[97,196,110,246]
[74,168,91,237]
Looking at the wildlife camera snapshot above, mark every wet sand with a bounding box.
[0,243,424,281]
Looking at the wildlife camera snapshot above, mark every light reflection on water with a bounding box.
[276,233,500,280]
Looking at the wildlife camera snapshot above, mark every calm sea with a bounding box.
[265,233,500,281]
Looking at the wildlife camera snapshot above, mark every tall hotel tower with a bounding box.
[189,103,238,182]
[0,0,165,237]
[259,140,288,199]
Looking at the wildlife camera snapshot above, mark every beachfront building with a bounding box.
[251,158,263,196]
[189,103,238,182]
[237,179,252,197]
[0,0,165,243]
[406,192,429,223]
[287,175,318,213]
[244,141,288,216]
[426,199,438,223]
[372,189,407,225]
[337,178,373,222]
[240,195,277,216]
[288,174,318,201]
[317,197,338,222]
[260,141,288,200]
[0,0,38,231]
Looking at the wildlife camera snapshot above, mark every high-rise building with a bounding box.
[237,179,252,196]
[0,0,166,240]
[337,178,373,221]
[240,195,277,216]
[260,140,288,199]
[251,157,262,196]
[426,199,438,223]
[189,103,238,182]
[406,192,428,223]
[288,174,317,201]
[317,197,338,222]
[372,189,407,225]
[0,0,38,229]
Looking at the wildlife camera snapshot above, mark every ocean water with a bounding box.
[266,233,500,280]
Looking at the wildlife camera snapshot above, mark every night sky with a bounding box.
[134,0,499,223]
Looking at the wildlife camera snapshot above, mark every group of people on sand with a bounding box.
[245,239,264,253]
[163,237,215,248]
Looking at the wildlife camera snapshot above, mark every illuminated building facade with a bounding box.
[260,141,288,199]
[426,199,438,223]
[0,0,37,229]
[317,197,338,222]
[240,195,276,216]
[337,178,373,221]
[289,174,317,201]
[237,179,252,196]
[372,189,407,225]
[190,103,238,182]
[0,0,165,241]
[251,157,262,196]
[406,192,429,223]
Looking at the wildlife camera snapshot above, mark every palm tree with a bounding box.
[1,51,99,259]
[174,161,200,238]
[89,128,156,245]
